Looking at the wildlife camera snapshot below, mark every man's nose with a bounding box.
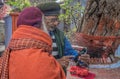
[54,21,59,25]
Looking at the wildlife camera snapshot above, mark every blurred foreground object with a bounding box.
[0,4,11,19]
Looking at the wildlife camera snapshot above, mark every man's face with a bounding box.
[45,15,59,30]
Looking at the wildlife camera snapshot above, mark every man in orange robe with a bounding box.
[0,7,66,79]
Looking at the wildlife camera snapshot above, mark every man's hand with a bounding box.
[78,54,90,63]
[57,56,74,68]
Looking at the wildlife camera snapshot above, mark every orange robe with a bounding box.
[8,25,66,79]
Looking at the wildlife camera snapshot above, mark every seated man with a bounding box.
[37,2,90,70]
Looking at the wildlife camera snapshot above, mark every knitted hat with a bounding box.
[17,7,42,27]
[37,2,61,16]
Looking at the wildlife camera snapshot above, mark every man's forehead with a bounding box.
[45,15,58,18]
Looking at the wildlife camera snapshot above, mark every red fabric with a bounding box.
[70,66,95,79]
[71,72,96,79]
[8,25,66,79]
[70,66,89,76]
[83,73,96,79]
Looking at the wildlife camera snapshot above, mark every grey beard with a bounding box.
[42,15,49,34]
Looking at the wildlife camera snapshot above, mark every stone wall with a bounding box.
[0,20,5,43]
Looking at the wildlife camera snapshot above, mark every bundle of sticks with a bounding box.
[70,33,120,64]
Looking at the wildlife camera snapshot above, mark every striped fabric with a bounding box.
[0,38,52,79]
[9,38,52,52]
[50,31,59,58]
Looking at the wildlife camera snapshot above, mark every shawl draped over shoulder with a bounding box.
[0,25,66,79]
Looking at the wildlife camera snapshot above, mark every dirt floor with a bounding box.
[89,67,120,79]
[90,57,120,79]
[67,67,120,79]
